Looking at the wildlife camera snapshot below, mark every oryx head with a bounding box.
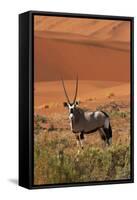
[61,76,79,120]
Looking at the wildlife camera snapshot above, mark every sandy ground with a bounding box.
[34,80,130,116]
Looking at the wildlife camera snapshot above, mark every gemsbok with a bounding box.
[61,76,112,149]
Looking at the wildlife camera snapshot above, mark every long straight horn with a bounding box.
[61,77,70,104]
[73,75,78,104]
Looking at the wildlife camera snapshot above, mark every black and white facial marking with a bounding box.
[63,101,79,120]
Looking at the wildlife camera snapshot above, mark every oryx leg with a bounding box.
[75,132,84,150]
[80,132,84,149]
[98,128,107,147]
[75,133,81,156]
[103,117,112,145]
[75,132,84,159]
[103,125,112,145]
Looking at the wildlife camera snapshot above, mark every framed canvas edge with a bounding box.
[19,10,134,189]
[19,12,31,189]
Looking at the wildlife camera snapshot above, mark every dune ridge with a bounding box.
[34,37,130,82]
[34,16,130,82]
[34,16,130,42]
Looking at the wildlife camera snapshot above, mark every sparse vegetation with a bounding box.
[34,100,131,185]
[96,101,130,119]
[34,114,47,135]
[107,92,115,99]
[97,101,129,112]
[88,98,93,101]
[110,110,130,119]
[45,105,49,109]
[34,138,130,184]
[48,123,57,132]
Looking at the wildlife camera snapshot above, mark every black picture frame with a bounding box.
[19,10,134,189]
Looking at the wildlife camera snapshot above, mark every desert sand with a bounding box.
[34,80,130,116]
[34,16,130,82]
[34,16,130,42]
[34,38,130,82]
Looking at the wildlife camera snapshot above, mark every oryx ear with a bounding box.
[63,102,68,107]
[75,100,79,106]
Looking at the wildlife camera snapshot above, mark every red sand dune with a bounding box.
[34,37,130,82]
[34,16,130,42]
[34,16,130,82]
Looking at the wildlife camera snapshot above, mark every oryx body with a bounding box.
[61,76,112,149]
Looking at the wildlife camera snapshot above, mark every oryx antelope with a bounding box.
[61,76,112,149]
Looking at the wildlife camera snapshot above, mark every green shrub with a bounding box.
[110,111,129,118]
[34,140,130,185]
